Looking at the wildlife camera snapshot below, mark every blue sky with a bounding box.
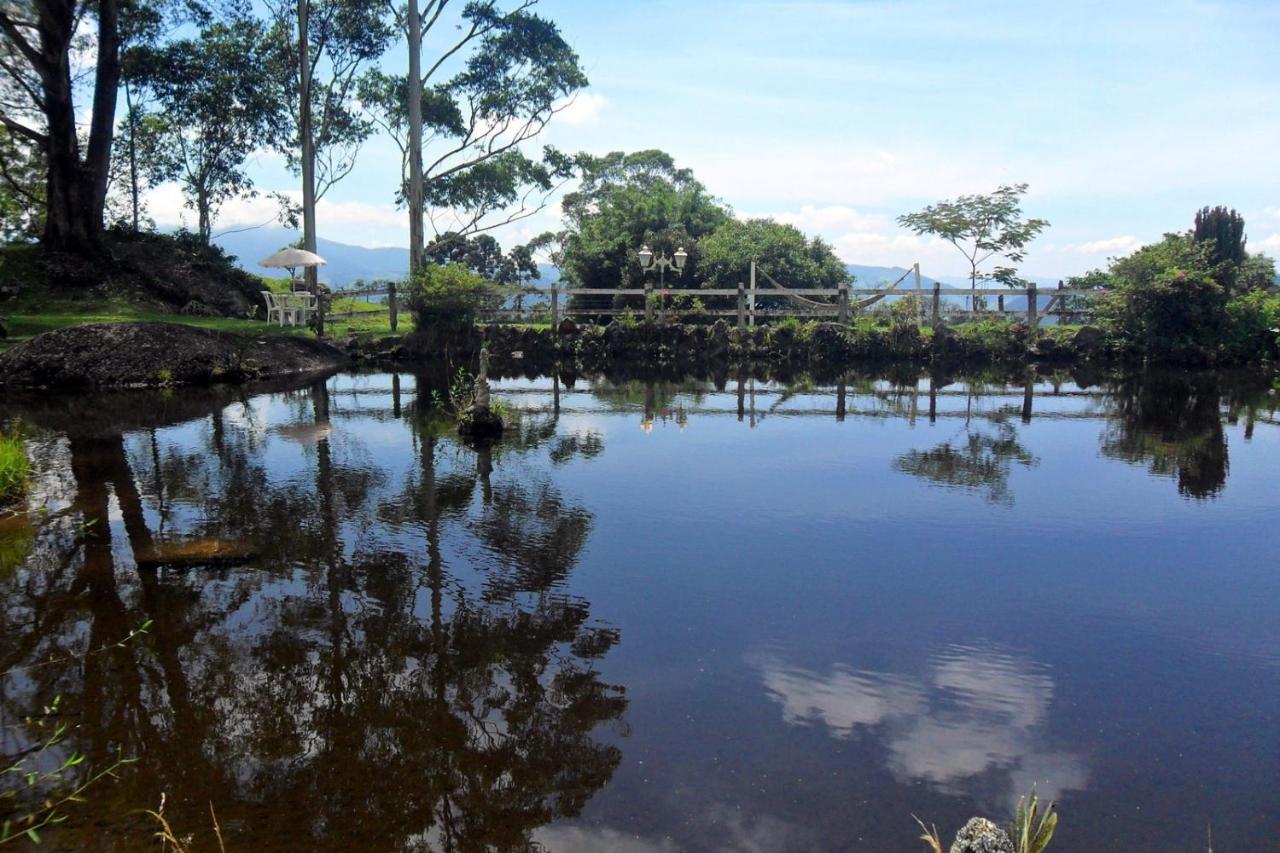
[150,0,1280,279]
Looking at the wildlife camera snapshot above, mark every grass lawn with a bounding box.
[0,292,413,351]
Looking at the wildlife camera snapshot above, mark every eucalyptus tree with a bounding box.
[897,183,1049,303]
[361,0,586,274]
[262,0,393,289]
[127,20,283,242]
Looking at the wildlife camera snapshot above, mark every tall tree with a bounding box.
[552,150,729,290]
[897,183,1049,303]
[1194,205,1247,269]
[0,0,124,249]
[362,0,586,275]
[263,0,392,292]
[128,20,282,242]
[697,218,849,291]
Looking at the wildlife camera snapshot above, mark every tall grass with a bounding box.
[0,431,29,506]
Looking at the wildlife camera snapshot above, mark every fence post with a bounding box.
[737,283,746,329]
[931,282,941,325]
[838,282,849,324]
[1026,282,1038,336]
[388,281,398,332]
[749,260,757,328]
[913,262,923,322]
[551,286,560,329]
[644,281,653,322]
[316,292,326,336]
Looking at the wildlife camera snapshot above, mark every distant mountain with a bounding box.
[214,227,561,289]
[214,228,409,287]
[213,230,1061,304]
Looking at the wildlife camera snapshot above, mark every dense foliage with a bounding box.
[407,262,493,328]
[552,150,846,299]
[554,150,729,290]
[1086,210,1279,362]
[697,218,849,291]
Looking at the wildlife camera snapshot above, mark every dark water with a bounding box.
[2,368,1278,851]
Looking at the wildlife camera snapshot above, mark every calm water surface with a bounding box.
[1,368,1278,851]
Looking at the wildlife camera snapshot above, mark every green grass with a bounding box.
[0,291,410,351]
[0,431,29,506]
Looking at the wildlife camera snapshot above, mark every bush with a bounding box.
[1222,290,1280,361]
[1097,267,1226,360]
[1091,234,1228,360]
[407,263,491,328]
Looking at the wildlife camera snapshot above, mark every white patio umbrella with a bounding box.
[259,248,327,289]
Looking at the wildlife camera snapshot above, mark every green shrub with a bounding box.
[0,430,29,506]
[407,263,491,328]
[1097,266,1226,360]
[1222,290,1280,361]
[955,316,1020,349]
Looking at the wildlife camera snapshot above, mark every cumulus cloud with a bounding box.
[557,92,607,126]
[756,643,1088,807]
[1062,235,1141,255]
[1254,233,1280,253]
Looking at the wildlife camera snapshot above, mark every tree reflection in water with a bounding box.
[0,375,626,850]
[1100,372,1235,499]
[894,414,1038,506]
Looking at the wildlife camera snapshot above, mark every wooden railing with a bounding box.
[314,279,1109,331]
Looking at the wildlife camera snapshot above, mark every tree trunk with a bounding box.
[406,0,425,275]
[29,0,121,251]
[299,0,318,293]
[126,84,139,231]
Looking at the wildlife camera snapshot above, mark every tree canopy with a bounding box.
[897,183,1049,292]
[697,218,849,291]
[554,150,730,289]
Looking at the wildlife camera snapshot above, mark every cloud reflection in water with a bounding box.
[758,643,1087,804]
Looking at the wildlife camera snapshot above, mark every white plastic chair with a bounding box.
[262,291,288,326]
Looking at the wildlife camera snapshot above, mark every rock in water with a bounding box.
[457,405,504,439]
[950,818,1015,853]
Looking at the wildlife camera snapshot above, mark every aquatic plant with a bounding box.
[914,815,944,853]
[1008,787,1058,853]
[0,431,29,507]
[1,622,153,844]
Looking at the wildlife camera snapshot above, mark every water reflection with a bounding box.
[894,418,1038,505]
[758,644,1088,807]
[1100,372,1234,499]
[2,366,1278,850]
[0,375,625,849]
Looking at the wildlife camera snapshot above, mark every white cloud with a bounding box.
[531,826,676,853]
[557,92,607,126]
[1260,207,1280,220]
[143,183,407,248]
[1255,233,1280,253]
[756,643,1089,808]
[1062,236,1141,255]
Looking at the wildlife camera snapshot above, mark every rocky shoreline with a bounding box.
[0,317,1247,393]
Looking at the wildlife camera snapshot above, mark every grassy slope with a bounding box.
[1,275,414,351]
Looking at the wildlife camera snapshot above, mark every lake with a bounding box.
[1,367,1278,851]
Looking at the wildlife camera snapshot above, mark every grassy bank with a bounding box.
[0,430,29,506]
[0,291,413,351]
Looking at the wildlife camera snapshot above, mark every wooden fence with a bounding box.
[313,277,1107,332]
